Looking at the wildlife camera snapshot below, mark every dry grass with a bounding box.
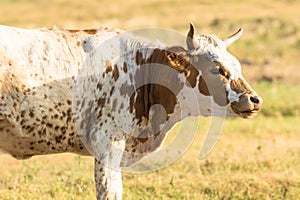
[0,117,299,199]
[1,0,299,84]
[0,0,300,199]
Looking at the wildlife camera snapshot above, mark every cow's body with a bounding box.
[0,26,88,158]
[0,24,262,199]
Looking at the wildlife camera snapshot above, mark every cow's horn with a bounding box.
[187,23,200,50]
[223,28,243,47]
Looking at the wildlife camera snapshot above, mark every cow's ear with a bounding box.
[165,46,190,71]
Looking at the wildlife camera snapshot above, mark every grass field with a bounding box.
[1,114,299,199]
[0,0,300,199]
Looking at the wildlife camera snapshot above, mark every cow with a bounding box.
[0,23,262,199]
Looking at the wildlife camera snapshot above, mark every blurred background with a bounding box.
[0,0,299,199]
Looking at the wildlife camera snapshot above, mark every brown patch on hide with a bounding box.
[123,62,128,73]
[83,29,98,35]
[130,84,177,125]
[105,60,112,73]
[165,46,199,88]
[186,66,199,88]
[135,51,145,66]
[198,76,210,96]
[67,29,97,35]
[112,64,119,81]
[230,78,253,95]
[67,29,81,34]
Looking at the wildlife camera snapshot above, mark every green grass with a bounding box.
[255,82,300,117]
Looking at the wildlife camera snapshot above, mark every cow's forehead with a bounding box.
[191,33,242,80]
[193,34,226,52]
[212,51,242,80]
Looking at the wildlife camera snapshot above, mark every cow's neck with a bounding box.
[124,37,214,120]
[119,37,210,154]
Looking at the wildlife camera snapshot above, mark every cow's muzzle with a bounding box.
[231,94,263,118]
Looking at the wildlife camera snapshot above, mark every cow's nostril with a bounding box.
[250,96,260,104]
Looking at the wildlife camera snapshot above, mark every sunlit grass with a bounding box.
[255,82,300,117]
[1,115,299,199]
[0,0,300,199]
[1,82,299,199]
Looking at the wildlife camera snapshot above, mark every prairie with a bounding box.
[0,0,299,199]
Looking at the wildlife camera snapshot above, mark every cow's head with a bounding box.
[166,24,262,118]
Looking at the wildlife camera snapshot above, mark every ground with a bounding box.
[0,0,299,199]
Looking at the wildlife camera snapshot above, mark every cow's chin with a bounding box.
[231,105,259,119]
[239,110,258,119]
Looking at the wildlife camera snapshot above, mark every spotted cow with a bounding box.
[0,24,262,199]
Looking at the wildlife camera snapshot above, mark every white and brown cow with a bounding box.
[0,24,262,199]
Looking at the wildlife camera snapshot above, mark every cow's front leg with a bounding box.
[94,140,125,200]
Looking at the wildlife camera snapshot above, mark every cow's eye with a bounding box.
[219,68,225,76]
[211,66,225,76]
[211,67,220,75]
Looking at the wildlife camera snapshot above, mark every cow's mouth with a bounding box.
[240,109,259,118]
[230,94,263,119]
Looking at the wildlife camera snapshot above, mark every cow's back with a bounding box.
[0,25,114,159]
